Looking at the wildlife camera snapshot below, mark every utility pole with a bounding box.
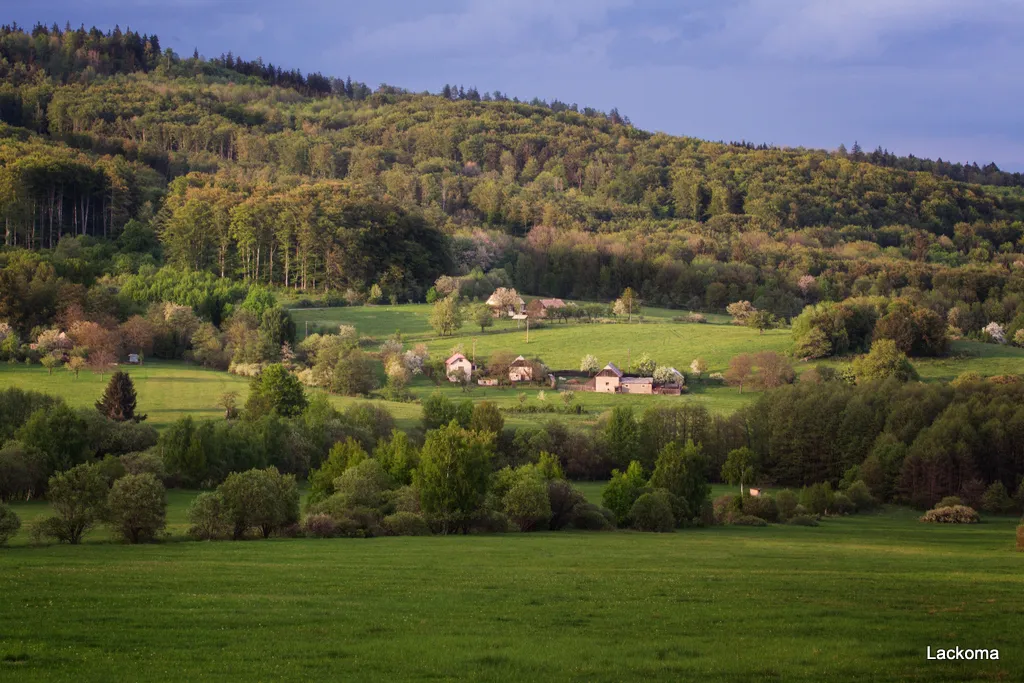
[472,339,476,367]
[627,347,630,371]
[304,320,308,338]
[526,316,530,344]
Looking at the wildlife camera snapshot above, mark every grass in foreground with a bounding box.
[0,502,1020,682]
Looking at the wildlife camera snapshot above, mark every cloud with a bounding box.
[346,0,626,58]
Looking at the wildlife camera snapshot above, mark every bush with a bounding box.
[381,512,431,536]
[468,508,511,533]
[629,490,676,532]
[384,485,421,514]
[570,503,615,530]
[106,473,167,543]
[186,492,230,540]
[800,482,835,515]
[788,514,820,527]
[775,489,798,521]
[712,493,743,525]
[546,479,586,531]
[218,467,299,539]
[934,496,962,510]
[845,480,876,511]
[831,493,855,515]
[302,513,337,538]
[980,482,1014,514]
[40,463,109,544]
[919,505,980,524]
[119,451,166,480]
[0,503,20,545]
[731,515,768,527]
[503,475,552,532]
[742,494,778,522]
[601,461,649,526]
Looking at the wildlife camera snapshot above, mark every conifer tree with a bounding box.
[96,371,146,422]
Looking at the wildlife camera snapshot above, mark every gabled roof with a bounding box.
[510,355,530,366]
[597,362,623,377]
[486,293,525,306]
[621,377,654,384]
[445,353,469,366]
[539,298,566,308]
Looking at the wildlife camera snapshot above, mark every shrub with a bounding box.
[713,493,742,525]
[40,463,108,544]
[0,503,20,545]
[601,461,649,526]
[106,473,167,543]
[95,454,127,485]
[218,467,300,539]
[792,504,808,516]
[788,514,820,527]
[934,496,963,510]
[381,512,431,536]
[831,493,855,515]
[570,503,615,530]
[742,494,778,522]
[186,492,230,540]
[629,490,676,532]
[119,451,166,480]
[845,480,876,511]
[468,508,511,533]
[980,482,1014,514]
[503,475,552,532]
[302,513,337,538]
[731,515,768,527]
[919,505,980,524]
[547,479,586,531]
[800,482,835,515]
[384,485,421,514]
[775,489,798,521]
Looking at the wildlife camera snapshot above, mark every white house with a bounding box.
[595,363,623,393]
[509,355,534,382]
[445,353,473,382]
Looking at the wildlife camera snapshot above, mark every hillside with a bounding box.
[3,24,1024,326]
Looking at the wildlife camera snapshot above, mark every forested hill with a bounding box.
[4,22,1024,322]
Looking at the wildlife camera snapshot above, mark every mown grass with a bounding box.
[0,495,1020,682]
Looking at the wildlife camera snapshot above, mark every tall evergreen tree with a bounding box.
[96,371,146,422]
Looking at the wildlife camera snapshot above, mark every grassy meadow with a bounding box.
[1,489,1021,682]
[4,303,1024,434]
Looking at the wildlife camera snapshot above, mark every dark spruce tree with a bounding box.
[96,371,147,422]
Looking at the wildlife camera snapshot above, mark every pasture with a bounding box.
[0,491,1020,682]
[3,303,1024,434]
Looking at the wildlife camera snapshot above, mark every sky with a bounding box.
[11,0,1024,170]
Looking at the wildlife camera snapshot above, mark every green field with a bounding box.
[4,304,1024,434]
[291,303,787,374]
[1,489,1020,682]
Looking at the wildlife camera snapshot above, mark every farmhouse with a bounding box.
[595,363,623,392]
[509,355,534,382]
[485,291,525,317]
[444,353,473,382]
[526,298,567,318]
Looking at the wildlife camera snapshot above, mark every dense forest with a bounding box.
[3,21,1024,336]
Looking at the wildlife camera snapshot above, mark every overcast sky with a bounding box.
[13,0,1024,170]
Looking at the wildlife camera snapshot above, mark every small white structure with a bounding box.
[620,377,654,394]
[445,353,473,382]
[749,487,762,498]
[127,353,141,365]
[509,355,534,382]
[595,363,623,393]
